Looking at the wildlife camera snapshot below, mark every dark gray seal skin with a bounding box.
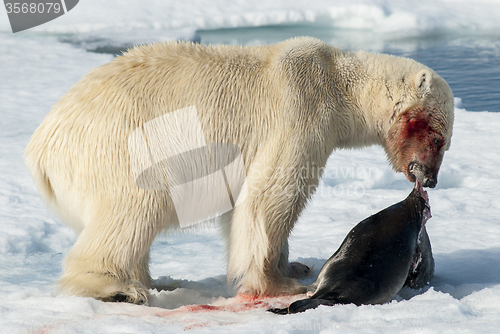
[404,225,434,289]
[269,184,431,315]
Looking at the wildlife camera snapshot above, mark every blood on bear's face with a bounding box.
[386,106,449,188]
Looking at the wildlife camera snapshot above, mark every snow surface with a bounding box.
[3,0,500,35]
[1,0,500,333]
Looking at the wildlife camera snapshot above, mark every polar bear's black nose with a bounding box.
[422,176,437,188]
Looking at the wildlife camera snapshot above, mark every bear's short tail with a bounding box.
[24,144,56,208]
[268,298,337,315]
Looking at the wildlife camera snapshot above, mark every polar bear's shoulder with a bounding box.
[271,37,358,88]
[274,37,337,63]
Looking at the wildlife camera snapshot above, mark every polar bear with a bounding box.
[25,37,454,304]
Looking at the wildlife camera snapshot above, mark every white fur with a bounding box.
[24,37,454,303]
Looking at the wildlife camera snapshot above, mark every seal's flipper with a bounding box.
[268,298,337,314]
[267,306,292,315]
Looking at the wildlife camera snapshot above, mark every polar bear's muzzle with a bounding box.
[407,160,437,188]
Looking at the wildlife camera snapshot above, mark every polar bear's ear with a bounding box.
[414,69,432,95]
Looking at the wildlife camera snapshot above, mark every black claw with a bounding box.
[268,307,290,315]
[111,293,129,303]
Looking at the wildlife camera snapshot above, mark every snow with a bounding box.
[3,0,500,35]
[3,0,500,52]
[1,0,500,333]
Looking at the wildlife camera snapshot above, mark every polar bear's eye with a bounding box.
[433,138,441,146]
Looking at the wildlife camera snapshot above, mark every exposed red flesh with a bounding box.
[415,181,432,241]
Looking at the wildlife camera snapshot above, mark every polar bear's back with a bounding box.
[20,40,286,229]
[24,37,350,233]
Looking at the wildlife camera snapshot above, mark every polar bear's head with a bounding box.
[384,69,454,188]
[354,51,454,188]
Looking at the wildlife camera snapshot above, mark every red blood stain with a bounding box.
[185,304,221,312]
[406,118,430,138]
[401,108,435,143]
[145,294,308,331]
[183,298,269,313]
[153,294,304,317]
[235,293,266,303]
